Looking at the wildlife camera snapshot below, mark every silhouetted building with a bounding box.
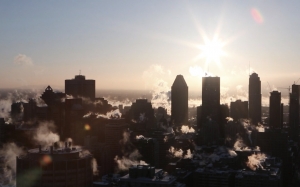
[230,100,248,120]
[249,73,261,125]
[200,77,220,128]
[171,75,188,125]
[23,99,38,122]
[127,99,155,130]
[64,98,84,139]
[65,74,95,100]
[40,85,66,106]
[289,84,300,141]
[269,91,282,128]
[104,123,128,172]
[16,144,93,187]
[133,137,159,167]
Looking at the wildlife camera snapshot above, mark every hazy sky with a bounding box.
[1,0,300,99]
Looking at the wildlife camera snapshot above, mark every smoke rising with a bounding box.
[114,131,147,172]
[32,121,60,147]
[181,125,195,134]
[246,153,267,171]
[0,143,25,186]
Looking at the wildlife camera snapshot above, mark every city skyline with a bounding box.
[1,1,300,96]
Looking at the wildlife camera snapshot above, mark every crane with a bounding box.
[278,86,291,94]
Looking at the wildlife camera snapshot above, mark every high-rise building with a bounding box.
[269,91,282,128]
[171,75,188,125]
[230,100,248,120]
[65,75,95,100]
[289,84,300,141]
[249,73,261,125]
[17,144,93,187]
[200,77,220,127]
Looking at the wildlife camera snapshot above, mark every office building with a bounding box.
[16,144,93,187]
[200,77,220,128]
[289,84,300,141]
[249,73,261,125]
[230,100,248,120]
[65,74,95,100]
[171,75,188,125]
[269,91,282,128]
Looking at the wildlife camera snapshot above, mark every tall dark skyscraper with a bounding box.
[200,77,220,127]
[65,74,95,100]
[269,90,282,128]
[249,73,261,125]
[171,75,188,125]
[289,84,300,141]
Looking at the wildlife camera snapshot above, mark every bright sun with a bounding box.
[196,36,226,67]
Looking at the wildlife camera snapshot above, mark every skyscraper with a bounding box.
[249,73,261,125]
[269,91,282,128]
[200,77,220,127]
[65,74,95,100]
[171,75,188,125]
[289,84,300,141]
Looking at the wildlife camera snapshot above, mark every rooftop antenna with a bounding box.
[295,78,300,84]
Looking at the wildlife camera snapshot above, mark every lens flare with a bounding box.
[40,155,52,166]
[84,124,91,131]
[251,8,263,24]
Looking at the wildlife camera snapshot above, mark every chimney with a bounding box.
[65,141,68,149]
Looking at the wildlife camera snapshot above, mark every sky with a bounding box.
[1,0,300,100]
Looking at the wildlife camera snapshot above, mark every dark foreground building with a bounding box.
[171,75,188,125]
[17,144,93,187]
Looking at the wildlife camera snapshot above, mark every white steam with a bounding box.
[33,121,60,147]
[181,125,195,134]
[0,143,25,186]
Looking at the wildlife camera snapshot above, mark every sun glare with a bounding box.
[197,36,226,67]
